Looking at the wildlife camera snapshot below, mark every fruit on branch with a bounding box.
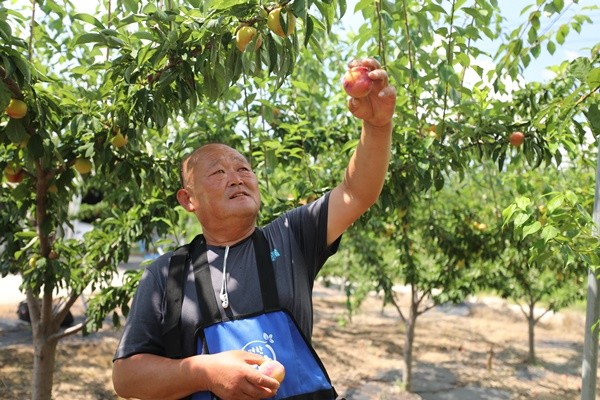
[111,129,128,148]
[258,359,285,383]
[74,158,93,174]
[4,163,25,183]
[509,131,525,147]
[267,7,296,38]
[342,66,373,98]
[5,98,28,119]
[236,25,260,52]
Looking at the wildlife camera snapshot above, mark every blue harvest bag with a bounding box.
[199,310,334,399]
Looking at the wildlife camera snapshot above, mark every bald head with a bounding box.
[180,143,249,189]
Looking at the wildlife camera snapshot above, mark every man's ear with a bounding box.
[176,188,195,212]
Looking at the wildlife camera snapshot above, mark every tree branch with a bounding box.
[49,321,85,342]
[0,67,24,99]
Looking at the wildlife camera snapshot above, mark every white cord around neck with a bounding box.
[219,246,230,309]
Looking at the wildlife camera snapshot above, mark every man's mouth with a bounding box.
[230,192,248,199]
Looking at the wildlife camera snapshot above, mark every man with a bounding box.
[112,57,396,400]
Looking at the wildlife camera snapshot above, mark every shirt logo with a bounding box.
[270,249,280,262]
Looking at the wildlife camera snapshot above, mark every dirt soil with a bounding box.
[0,282,592,399]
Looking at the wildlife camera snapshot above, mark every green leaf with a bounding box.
[75,33,106,45]
[585,104,600,134]
[132,31,158,42]
[0,19,12,41]
[541,225,560,243]
[515,196,531,210]
[514,212,530,228]
[455,53,470,68]
[292,0,307,18]
[502,203,517,225]
[527,26,538,44]
[547,194,564,212]
[587,68,600,88]
[72,13,105,30]
[27,134,45,159]
[290,80,309,91]
[556,24,569,45]
[5,118,29,144]
[304,15,314,47]
[10,54,31,85]
[522,221,542,239]
[424,3,447,15]
[204,0,255,11]
[122,0,139,13]
[553,0,565,11]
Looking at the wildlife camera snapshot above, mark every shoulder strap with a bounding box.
[162,243,191,359]
[253,228,279,311]
[190,235,221,323]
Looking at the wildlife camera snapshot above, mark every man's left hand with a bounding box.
[346,58,397,129]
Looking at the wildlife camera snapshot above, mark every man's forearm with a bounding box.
[326,119,393,245]
[113,354,207,400]
[343,120,393,207]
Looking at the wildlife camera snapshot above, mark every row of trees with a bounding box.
[1,0,599,398]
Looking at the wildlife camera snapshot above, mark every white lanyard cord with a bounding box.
[219,246,230,309]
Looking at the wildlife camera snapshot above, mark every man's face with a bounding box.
[179,144,261,226]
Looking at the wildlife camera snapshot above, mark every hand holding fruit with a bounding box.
[344,58,396,129]
[343,66,373,98]
[258,359,285,383]
[203,350,280,399]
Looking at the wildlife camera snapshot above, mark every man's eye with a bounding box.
[211,169,225,175]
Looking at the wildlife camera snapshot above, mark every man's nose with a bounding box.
[228,171,244,185]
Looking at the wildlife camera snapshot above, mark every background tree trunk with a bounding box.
[31,334,58,400]
[527,305,536,364]
[402,299,418,391]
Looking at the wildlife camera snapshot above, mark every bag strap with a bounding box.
[163,228,279,358]
[253,228,280,311]
[163,243,191,358]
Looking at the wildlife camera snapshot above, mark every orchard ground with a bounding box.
[0,277,593,399]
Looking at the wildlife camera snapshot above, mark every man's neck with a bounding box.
[202,223,256,247]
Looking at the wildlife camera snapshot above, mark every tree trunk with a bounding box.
[401,295,418,392]
[527,303,536,364]
[29,292,61,400]
[31,332,59,400]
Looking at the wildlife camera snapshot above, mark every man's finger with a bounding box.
[377,85,397,98]
[368,69,389,87]
[348,57,381,71]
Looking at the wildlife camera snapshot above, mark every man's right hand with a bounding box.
[203,350,281,400]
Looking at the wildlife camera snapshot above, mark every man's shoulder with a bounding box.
[266,192,330,227]
[143,250,176,277]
